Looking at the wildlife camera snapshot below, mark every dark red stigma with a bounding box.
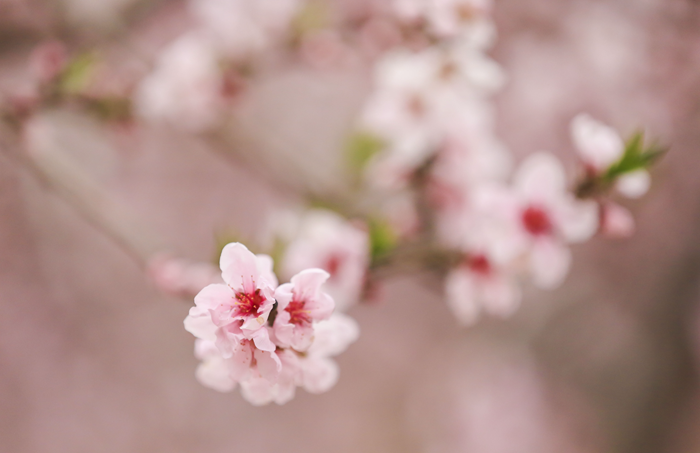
[468,254,491,276]
[234,288,265,317]
[521,205,553,236]
[285,300,311,325]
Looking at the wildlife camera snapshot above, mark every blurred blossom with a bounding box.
[474,153,598,289]
[282,210,369,311]
[29,40,68,84]
[599,202,635,238]
[190,0,300,57]
[615,169,651,199]
[571,113,625,172]
[135,32,224,132]
[445,254,521,325]
[148,254,221,298]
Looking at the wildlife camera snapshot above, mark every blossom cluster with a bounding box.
[135,0,302,131]
[184,242,358,405]
[356,1,657,325]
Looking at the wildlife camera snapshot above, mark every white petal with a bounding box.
[195,356,236,393]
[307,313,360,357]
[514,152,567,202]
[530,239,571,289]
[571,114,624,169]
[219,243,259,292]
[184,309,217,342]
[616,170,650,199]
[301,357,339,394]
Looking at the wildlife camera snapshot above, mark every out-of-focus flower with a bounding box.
[191,0,300,58]
[393,0,495,45]
[445,253,521,325]
[274,269,335,351]
[599,202,635,238]
[571,113,624,172]
[148,254,221,298]
[29,40,68,84]
[571,113,651,199]
[475,153,598,288]
[615,169,651,199]
[135,32,224,132]
[282,210,369,311]
[361,47,503,191]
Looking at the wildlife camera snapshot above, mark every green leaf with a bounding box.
[58,52,97,95]
[605,131,665,181]
[346,131,384,172]
[368,218,397,261]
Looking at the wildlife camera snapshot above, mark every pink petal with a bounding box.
[530,238,571,289]
[194,283,233,310]
[227,341,253,381]
[301,357,339,394]
[219,243,259,292]
[195,356,236,393]
[274,283,294,310]
[307,313,360,357]
[239,376,276,406]
[250,327,276,352]
[514,153,566,202]
[290,268,330,301]
[184,308,218,341]
[254,349,282,383]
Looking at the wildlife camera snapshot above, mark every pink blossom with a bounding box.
[135,32,224,132]
[475,153,598,288]
[29,40,68,84]
[445,253,521,325]
[148,254,221,298]
[191,0,300,58]
[599,202,635,238]
[274,269,335,351]
[393,0,495,44]
[282,210,369,311]
[571,113,624,172]
[184,242,278,352]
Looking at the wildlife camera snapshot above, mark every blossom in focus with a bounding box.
[475,153,598,288]
[183,242,278,352]
[135,32,224,132]
[274,268,335,351]
[445,253,521,325]
[239,313,360,405]
[282,210,369,311]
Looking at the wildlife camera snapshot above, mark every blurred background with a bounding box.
[2,0,700,452]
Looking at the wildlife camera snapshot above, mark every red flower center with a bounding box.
[468,254,491,276]
[234,289,265,317]
[285,300,312,325]
[521,205,553,236]
[323,253,345,280]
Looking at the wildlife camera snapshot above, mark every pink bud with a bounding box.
[600,203,635,238]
